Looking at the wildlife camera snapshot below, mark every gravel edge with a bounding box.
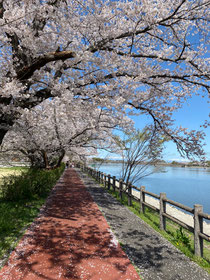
[77,169,210,280]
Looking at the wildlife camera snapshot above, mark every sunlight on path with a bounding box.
[0,169,141,280]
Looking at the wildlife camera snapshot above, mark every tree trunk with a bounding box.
[42,150,50,169]
[0,129,7,146]
[55,150,65,168]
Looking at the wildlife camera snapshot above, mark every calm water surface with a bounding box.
[93,163,210,214]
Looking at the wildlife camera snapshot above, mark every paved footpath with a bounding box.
[77,169,210,280]
[0,169,140,280]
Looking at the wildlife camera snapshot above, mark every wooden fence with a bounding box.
[79,164,210,258]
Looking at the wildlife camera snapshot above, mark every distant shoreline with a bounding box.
[89,160,209,169]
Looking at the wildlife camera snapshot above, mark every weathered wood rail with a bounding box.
[79,164,210,258]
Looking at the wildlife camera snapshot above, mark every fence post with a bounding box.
[194,204,203,257]
[104,174,107,188]
[160,192,166,231]
[119,180,123,201]
[128,182,132,206]
[113,176,116,191]
[140,186,145,214]
[107,174,111,190]
[98,171,101,183]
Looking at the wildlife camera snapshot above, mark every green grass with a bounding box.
[0,198,45,263]
[0,165,65,267]
[0,167,29,173]
[105,187,210,274]
[0,166,64,201]
[0,167,28,197]
[0,167,28,178]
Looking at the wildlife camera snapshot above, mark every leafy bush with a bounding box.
[172,227,191,248]
[0,164,65,201]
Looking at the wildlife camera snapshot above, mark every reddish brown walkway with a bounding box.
[0,169,141,280]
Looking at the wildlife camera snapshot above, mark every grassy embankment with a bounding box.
[88,175,210,273]
[107,188,210,273]
[0,165,65,267]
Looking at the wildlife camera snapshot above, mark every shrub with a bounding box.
[0,164,65,201]
[172,227,191,248]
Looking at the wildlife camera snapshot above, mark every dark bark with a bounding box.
[55,150,65,168]
[0,129,7,146]
[42,150,50,169]
[0,1,5,19]
[17,50,76,81]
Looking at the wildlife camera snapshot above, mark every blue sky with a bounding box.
[130,94,210,162]
[99,93,210,162]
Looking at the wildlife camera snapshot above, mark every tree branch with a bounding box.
[17,50,76,81]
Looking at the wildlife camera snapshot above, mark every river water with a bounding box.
[92,163,210,214]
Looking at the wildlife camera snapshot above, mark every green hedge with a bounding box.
[0,164,65,201]
[0,164,65,264]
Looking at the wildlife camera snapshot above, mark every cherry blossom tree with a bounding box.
[115,127,164,185]
[2,97,130,168]
[0,0,209,159]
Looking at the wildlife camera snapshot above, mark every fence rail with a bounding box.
[79,164,210,258]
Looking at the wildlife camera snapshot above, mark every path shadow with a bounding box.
[0,169,138,280]
[79,171,209,280]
